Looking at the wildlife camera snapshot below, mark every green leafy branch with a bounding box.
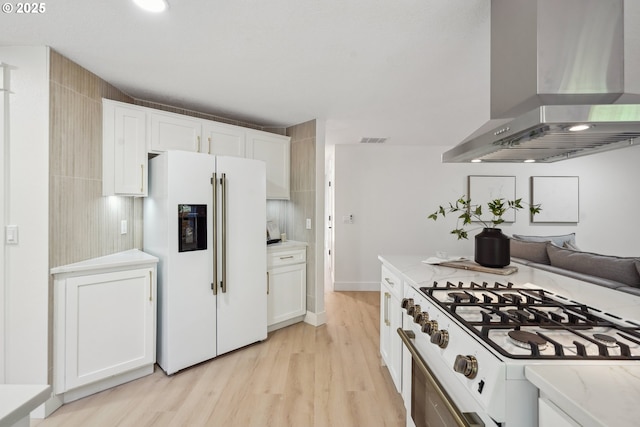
[428,197,541,240]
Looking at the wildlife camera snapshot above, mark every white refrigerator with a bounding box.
[144,150,267,375]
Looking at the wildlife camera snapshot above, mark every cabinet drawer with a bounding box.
[268,249,306,268]
[381,264,402,299]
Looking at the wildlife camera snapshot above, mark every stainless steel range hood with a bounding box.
[442,0,640,163]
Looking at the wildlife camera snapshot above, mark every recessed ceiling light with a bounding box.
[568,124,591,132]
[133,0,168,13]
[471,159,482,163]
[524,159,536,163]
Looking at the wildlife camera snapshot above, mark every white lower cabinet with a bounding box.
[380,265,403,392]
[267,244,307,331]
[52,250,157,403]
[539,397,580,427]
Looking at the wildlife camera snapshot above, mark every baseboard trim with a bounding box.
[33,394,63,419]
[333,281,378,291]
[267,315,306,332]
[304,310,326,326]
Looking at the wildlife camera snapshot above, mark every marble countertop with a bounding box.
[378,254,640,322]
[51,249,158,276]
[525,365,640,427]
[267,240,307,252]
[0,384,50,427]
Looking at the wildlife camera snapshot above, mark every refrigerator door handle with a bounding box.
[211,173,218,295]
[221,173,227,293]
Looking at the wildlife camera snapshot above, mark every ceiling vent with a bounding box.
[359,137,388,144]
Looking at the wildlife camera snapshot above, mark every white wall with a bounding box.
[333,143,640,290]
[0,47,50,384]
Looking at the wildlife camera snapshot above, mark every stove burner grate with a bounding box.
[593,333,618,348]
[419,281,640,360]
[508,330,548,351]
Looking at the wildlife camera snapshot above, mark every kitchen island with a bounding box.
[379,255,640,427]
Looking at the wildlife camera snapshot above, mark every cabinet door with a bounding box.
[380,280,402,392]
[103,101,147,196]
[203,122,245,157]
[539,398,581,427]
[380,283,391,367]
[267,263,306,326]
[246,130,290,200]
[388,293,402,392]
[63,268,155,391]
[150,112,202,153]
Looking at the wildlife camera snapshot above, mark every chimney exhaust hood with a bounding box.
[442,0,640,163]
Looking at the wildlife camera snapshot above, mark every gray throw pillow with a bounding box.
[510,239,550,264]
[563,240,581,251]
[547,244,640,287]
[513,233,576,248]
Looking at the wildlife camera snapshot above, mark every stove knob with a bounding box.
[430,329,449,349]
[454,355,478,379]
[404,299,416,315]
[412,305,423,322]
[414,311,429,325]
[422,320,438,335]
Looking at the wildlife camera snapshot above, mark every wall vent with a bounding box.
[359,137,387,144]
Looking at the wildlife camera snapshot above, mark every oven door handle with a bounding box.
[397,328,485,427]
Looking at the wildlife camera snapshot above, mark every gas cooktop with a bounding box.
[419,280,640,360]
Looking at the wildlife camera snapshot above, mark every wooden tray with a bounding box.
[438,260,518,275]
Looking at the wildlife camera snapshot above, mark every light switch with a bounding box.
[121,220,128,235]
[5,225,18,245]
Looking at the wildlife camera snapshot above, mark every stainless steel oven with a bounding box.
[399,329,484,427]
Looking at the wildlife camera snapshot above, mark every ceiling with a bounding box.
[1,0,491,146]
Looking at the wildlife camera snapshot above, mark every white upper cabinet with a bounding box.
[102,99,148,197]
[203,122,246,157]
[246,130,291,200]
[102,99,291,199]
[150,111,202,153]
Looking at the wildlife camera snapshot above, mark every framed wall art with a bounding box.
[468,175,517,223]
[530,176,579,223]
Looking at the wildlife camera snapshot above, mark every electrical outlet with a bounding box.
[121,220,128,235]
[306,218,312,230]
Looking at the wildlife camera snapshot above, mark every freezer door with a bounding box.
[214,155,267,355]
[161,151,218,374]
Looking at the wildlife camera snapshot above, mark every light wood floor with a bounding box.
[33,291,406,427]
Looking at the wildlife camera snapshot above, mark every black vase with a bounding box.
[474,228,510,268]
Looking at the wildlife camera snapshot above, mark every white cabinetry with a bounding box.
[246,130,291,200]
[267,242,307,331]
[52,250,158,403]
[380,264,402,392]
[102,98,291,199]
[539,397,580,427]
[150,111,202,153]
[102,99,148,196]
[203,121,246,157]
